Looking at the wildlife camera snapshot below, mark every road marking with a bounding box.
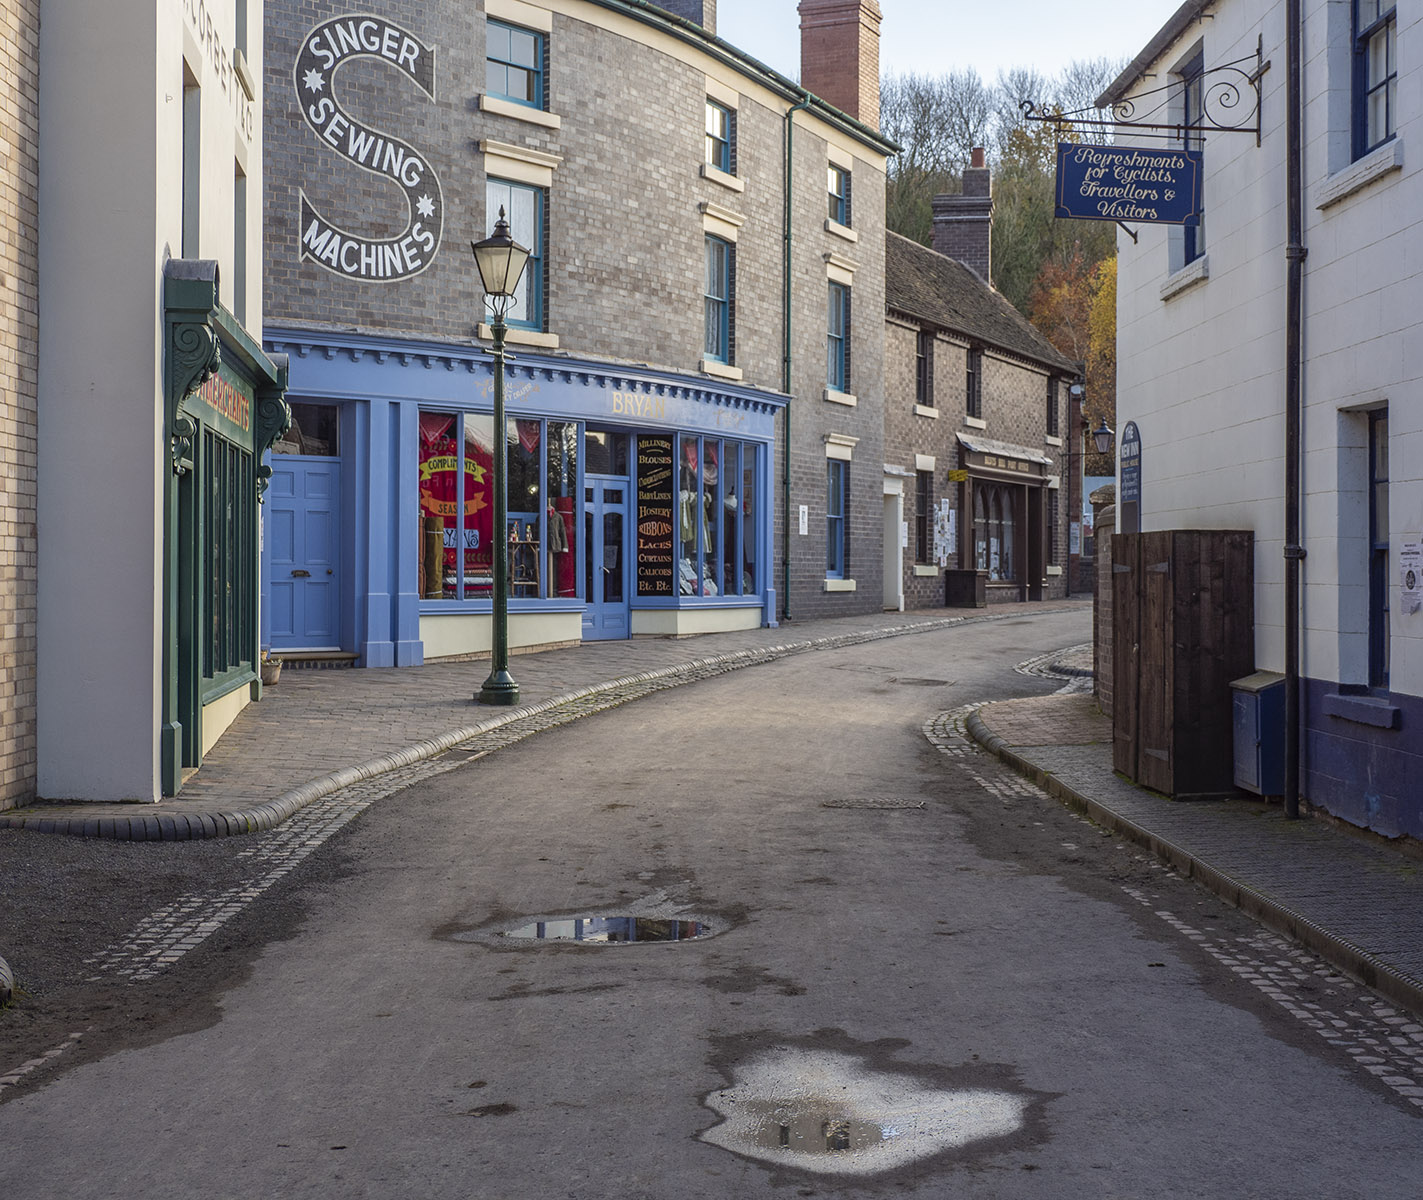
[0,1031,85,1096]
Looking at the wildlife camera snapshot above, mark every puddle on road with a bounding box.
[501,917,708,944]
[701,1046,1029,1177]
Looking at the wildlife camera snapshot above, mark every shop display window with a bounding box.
[974,485,1016,582]
[418,411,578,603]
[675,435,755,598]
[203,429,255,689]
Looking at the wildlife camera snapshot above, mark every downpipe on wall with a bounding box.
[781,97,813,622]
[1284,0,1306,819]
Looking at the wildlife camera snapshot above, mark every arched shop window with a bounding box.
[973,484,1016,582]
[675,435,757,598]
[417,411,578,601]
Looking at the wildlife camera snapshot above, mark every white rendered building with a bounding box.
[1107,0,1421,836]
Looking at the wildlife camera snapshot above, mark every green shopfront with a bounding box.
[163,260,291,795]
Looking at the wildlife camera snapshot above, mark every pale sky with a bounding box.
[716,0,1185,92]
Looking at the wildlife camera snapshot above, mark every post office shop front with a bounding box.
[262,332,784,665]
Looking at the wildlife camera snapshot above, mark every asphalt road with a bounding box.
[1,610,1419,1197]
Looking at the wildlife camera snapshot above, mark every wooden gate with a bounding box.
[1112,530,1255,798]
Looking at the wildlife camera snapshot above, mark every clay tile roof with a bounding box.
[885,230,1077,374]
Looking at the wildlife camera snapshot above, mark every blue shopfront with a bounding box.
[261,329,784,665]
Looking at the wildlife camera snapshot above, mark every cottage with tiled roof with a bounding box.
[882,152,1082,610]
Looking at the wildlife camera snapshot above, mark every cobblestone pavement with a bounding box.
[0,602,1087,840]
[963,685,1423,1041]
[927,693,1423,1115]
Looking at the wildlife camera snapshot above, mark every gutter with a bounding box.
[781,97,814,622]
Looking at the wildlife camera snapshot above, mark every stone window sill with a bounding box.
[1318,139,1403,209]
[824,578,857,592]
[1161,254,1209,301]
[914,404,938,419]
[700,358,743,381]
[964,414,987,430]
[1045,434,1062,447]
[913,564,939,577]
[478,324,560,349]
[824,219,858,243]
[700,162,745,193]
[824,388,857,407]
[1322,691,1401,729]
[479,94,562,131]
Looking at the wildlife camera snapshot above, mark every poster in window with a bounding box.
[636,435,675,595]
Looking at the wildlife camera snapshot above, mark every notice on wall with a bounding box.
[295,14,445,281]
[1402,541,1423,614]
[933,500,955,567]
[799,505,809,536]
[1070,520,1082,556]
[636,436,675,596]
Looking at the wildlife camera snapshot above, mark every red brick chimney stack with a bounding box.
[931,146,994,283]
[797,0,883,130]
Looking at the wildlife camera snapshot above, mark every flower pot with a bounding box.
[261,661,282,686]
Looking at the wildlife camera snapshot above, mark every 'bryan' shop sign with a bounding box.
[295,14,445,281]
[1054,144,1202,225]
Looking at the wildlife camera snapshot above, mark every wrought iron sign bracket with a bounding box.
[1023,37,1267,147]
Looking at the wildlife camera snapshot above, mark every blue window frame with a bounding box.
[828,164,850,226]
[827,459,848,578]
[1180,53,1206,265]
[704,236,731,363]
[827,282,849,392]
[487,20,544,109]
[705,100,733,173]
[486,178,544,330]
[1355,0,1397,157]
[1369,408,1390,688]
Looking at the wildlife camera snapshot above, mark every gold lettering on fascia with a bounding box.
[183,0,255,141]
[476,378,540,403]
[610,391,667,421]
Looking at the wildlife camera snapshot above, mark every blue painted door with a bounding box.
[582,476,630,640]
[265,459,342,650]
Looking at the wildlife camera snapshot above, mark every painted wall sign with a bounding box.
[1055,144,1202,225]
[636,436,676,596]
[295,15,444,281]
[1120,421,1142,506]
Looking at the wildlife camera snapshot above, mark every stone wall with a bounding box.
[883,314,1070,611]
[0,0,39,810]
[1095,523,1114,717]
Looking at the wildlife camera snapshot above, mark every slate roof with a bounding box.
[885,231,1078,375]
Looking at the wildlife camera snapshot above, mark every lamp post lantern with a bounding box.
[471,207,531,706]
[1091,418,1115,457]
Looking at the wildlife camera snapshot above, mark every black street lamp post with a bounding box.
[471,208,531,706]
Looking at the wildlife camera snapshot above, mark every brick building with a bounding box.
[259,0,895,664]
[0,1,39,809]
[882,153,1079,611]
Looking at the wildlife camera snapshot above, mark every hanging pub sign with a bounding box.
[1055,144,1202,225]
[1119,421,1142,506]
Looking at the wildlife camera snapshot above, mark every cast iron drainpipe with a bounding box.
[781,96,814,621]
[1284,0,1306,818]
